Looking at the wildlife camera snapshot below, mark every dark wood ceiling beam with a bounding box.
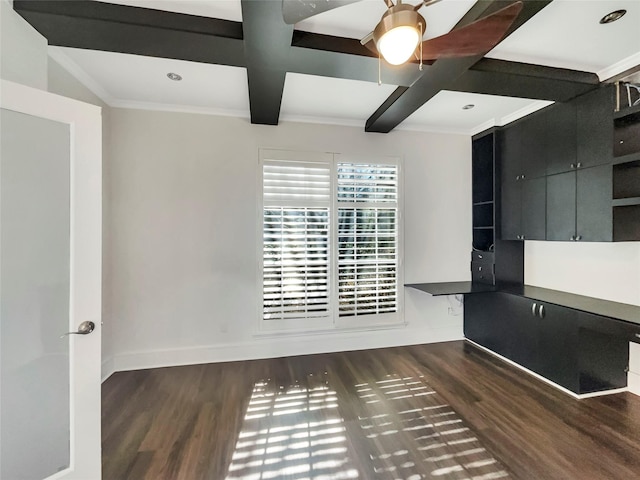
[454,61,599,101]
[240,0,294,125]
[13,0,245,67]
[365,0,553,133]
[288,46,424,87]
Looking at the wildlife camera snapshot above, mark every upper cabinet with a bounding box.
[577,87,615,169]
[499,116,547,241]
[545,102,577,176]
[498,84,637,242]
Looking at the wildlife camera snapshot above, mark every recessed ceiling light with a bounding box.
[600,9,626,24]
[166,72,182,81]
[462,104,475,110]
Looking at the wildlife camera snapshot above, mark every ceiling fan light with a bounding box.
[378,26,420,65]
[373,4,425,66]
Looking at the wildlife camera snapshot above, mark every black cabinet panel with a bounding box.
[537,303,579,392]
[577,86,614,169]
[464,293,505,353]
[501,180,521,240]
[520,111,548,179]
[545,102,577,176]
[546,171,576,241]
[577,165,612,241]
[504,294,538,371]
[521,178,546,240]
[464,291,633,395]
[577,315,628,393]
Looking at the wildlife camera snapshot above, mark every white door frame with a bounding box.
[1,79,102,479]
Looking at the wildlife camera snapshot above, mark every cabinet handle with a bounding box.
[570,235,576,241]
[531,303,538,317]
[538,304,545,318]
[516,175,521,181]
[575,235,582,241]
[635,333,640,339]
[521,174,526,180]
[577,162,582,168]
[478,254,483,259]
[521,234,525,240]
[478,266,483,271]
[570,163,576,169]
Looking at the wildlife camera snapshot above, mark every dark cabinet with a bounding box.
[576,165,612,241]
[576,86,614,169]
[546,171,575,241]
[500,85,618,242]
[547,165,612,241]
[464,292,629,395]
[500,174,545,241]
[545,102,577,176]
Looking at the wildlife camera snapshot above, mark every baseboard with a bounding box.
[465,339,628,399]
[101,355,115,383]
[628,371,640,396]
[111,326,463,373]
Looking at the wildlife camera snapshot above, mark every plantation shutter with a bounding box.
[262,157,332,322]
[336,162,399,318]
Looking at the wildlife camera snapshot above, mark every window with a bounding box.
[260,149,402,332]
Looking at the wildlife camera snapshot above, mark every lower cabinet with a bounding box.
[464,292,629,394]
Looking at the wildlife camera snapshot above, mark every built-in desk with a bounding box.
[406,281,640,396]
[405,281,496,296]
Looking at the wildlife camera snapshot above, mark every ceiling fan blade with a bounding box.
[420,1,523,60]
[282,0,363,24]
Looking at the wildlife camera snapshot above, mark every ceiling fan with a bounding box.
[283,0,523,68]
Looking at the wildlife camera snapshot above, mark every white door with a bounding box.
[0,80,102,479]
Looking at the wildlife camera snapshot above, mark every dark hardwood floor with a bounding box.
[102,341,640,479]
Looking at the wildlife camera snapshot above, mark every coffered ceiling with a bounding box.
[14,0,640,134]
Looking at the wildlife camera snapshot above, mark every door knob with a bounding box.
[61,321,95,338]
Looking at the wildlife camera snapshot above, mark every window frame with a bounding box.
[257,148,404,335]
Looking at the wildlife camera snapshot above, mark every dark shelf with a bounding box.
[405,281,496,296]
[612,197,640,207]
[473,226,494,230]
[613,103,640,119]
[612,152,640,164]
[473,200,494,206]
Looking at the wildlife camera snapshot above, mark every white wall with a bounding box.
[0,0,47,89]
[525,241,640,306]
[106,108,471,371]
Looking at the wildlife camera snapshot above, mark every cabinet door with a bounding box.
[499,126,522,240]
[520,112,547,179]
[521,177,546,240]
[546,171,576,241]
[576,311,628,393]
[537,303,579,393]
[577,86,614,169]
[502,294,539,371]
[545,102,577,176]
[501,180,521,240]
[576,165,612,241]
[464,293,506,354]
